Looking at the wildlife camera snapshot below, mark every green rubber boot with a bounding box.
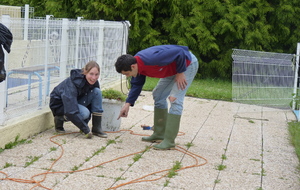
[142,108,168,142]
[153,114,181,150]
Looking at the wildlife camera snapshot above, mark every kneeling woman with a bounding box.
[49,61,107,139]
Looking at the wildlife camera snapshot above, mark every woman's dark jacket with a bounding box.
[49,69,100,132]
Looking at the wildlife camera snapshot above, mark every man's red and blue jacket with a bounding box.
[127,45,192,106]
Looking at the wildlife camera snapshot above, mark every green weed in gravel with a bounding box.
[24,155,41,168]
[164,180,170,187]
[250,158,260,162]
[185,142,194,149]
[216,164,227,171]
[167,161,181,178]
[115,176,126,181]
[221,154,227,160]
[0,134,32,153]
[133,153,142,162]
[71,163,83,171]
[93,146,106,156]
[107,139,116,145]
[1,162,15,169]
[50,147,57,151]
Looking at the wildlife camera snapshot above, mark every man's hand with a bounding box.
[175,72,187,90]
[117,103,131,120]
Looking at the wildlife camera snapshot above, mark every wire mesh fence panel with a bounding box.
[101,21,129,85]
[0,15,129,123]
[232,49,295,109]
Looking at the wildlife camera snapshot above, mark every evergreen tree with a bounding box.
[1,0,300,79]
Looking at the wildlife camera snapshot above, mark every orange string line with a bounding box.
[0,129,207,190]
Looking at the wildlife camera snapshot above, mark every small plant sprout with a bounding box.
[167,170,177,178]
[214,179,221,184]
[250,158,260,162]
[216,164,226,171]
[92,146,106,157]
[4,134,32,150]
[133,153,142,162]
[185,142,194,148]
[221,154,227,160]
[2,162,14,169]
[72,165,79,171]
[115,176,126,181]
[24,155,41,168]
[167,161,182,178]
[50,147,57,151]
[71,164,82,171]
[261,168,266,176]
[107,139,116,145]
[164,179,170,187]
[142,146,151,153]
[249,120,255,123]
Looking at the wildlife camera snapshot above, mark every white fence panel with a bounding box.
[232,49,295,109]
[0,15,129,124]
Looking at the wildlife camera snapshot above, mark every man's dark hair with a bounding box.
[114,54,137,73]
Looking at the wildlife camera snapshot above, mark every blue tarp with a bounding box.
[293,110,300,121]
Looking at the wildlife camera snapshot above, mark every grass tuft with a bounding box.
[288,121,300,163]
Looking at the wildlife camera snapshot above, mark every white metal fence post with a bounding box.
[122,21,130,54]
[0,15,11,125]
[75,17,82,69]
[60,18,69,80]
[24,4,29,40]
[98,20,105,84]
[292,43,300,120]
[43,15,53,106]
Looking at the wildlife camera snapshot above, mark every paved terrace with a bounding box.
[0,91,299,190]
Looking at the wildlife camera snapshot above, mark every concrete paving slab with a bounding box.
[0,91,299,189]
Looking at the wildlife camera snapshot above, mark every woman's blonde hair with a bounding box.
[82,61,100,75]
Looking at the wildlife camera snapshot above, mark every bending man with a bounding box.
[114,45,199,150]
